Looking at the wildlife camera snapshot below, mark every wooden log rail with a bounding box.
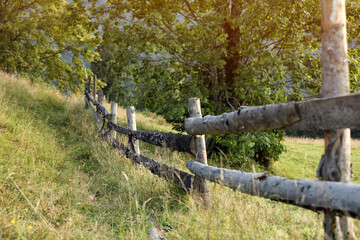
[186,161,360,219]
[107,121,195,155]
[185,93,360,135]
[108,134,194,192]
[84,96,102,129]
[85,89,111,119]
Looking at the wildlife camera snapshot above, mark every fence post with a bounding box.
[126,106,140,154]
[97,90,103,105]
[110,102,117,139]
[93,74,97,100]
[85,76,91,109]
[320,0,354,239]
[188,98,210,207]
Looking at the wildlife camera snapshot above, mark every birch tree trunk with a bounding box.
[320,0,354,239]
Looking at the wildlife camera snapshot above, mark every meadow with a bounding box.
[0,72,359,239]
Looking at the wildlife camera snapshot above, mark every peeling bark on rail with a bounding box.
[107,121,195,155]
[186,161,360,219]
[185,94,360,135]
[104,133,194,192]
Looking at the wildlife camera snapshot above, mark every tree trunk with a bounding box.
[222,1,242,109]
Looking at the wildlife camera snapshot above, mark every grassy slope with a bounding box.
[0,72,359,239]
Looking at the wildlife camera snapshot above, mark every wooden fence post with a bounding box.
[188,98,210,207]
[320,0,354,239]
[85,76,91,109]
[97,90,103,105]
[93,74,97,100]
[126,106,140,154]
[110,102,118,139]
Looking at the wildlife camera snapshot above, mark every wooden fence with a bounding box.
[83,1,358,238]
[85,82,360,212]
[84,80,360,219]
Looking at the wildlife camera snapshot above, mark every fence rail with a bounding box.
[107,121,195,155]
[185,93,360,135]
[186,161,360,219]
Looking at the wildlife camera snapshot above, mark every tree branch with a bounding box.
[182,0,198,21]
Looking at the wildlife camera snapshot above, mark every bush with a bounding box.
[214,130,286,169]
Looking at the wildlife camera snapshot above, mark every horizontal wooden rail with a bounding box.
[107,121,195,155]
[186,161,360,219]
[185,94,360,135]
[85,96,102,129]
[103,132,194,192]
[85,89,111,119]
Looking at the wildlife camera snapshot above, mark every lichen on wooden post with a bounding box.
[126,106,140,154]
[110,102,118,140]
[188,98,210,207]
[320,0,354,239]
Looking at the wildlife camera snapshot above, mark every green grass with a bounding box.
[273,137,360,183]
[0,72,359,239]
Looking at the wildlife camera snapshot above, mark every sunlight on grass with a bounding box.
[1,72,359,239]
[273,137,360,183]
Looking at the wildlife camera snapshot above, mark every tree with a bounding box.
[92,0,360,167]
[0,0,101,92]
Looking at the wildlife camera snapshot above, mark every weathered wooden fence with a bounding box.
[83,1,359,238]
[84,82,360,216]
[85,87,195,192]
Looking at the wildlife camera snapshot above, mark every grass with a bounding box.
[273,137,360,183]
[0,71,359,239]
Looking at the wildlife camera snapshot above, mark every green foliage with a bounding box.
[0,0,101,92]
[214,130,286,169]
[92,0,360,166]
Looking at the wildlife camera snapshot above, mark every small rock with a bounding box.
[149,226,165,240]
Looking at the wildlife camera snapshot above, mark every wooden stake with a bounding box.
[110,102,117,140]
[97,90,104,105]
[320,0,354,239]
[85,76,91,109]
[188,98,210,207]
[93,74,96,100]
[126,106,140,154]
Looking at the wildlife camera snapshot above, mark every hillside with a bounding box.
[0,72,359,239]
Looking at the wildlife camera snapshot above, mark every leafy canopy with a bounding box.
[92,0,360,166]
[0,0,101,92]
